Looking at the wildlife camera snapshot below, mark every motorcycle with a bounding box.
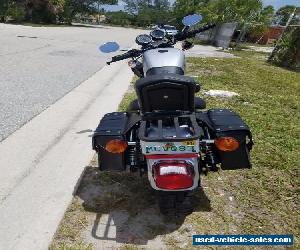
[92,14,253,215]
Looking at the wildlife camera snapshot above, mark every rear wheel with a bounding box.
[157,191,194,216]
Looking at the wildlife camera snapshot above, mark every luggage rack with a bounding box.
[139,114,202,142]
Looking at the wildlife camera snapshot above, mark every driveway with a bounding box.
[184,44,236,58]
[0,23,142,141]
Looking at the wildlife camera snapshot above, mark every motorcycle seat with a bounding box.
[135,73,201,113]
[128,97,206,111]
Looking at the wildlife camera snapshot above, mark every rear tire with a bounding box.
[157,191,194,216]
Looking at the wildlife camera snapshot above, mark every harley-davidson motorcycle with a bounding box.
[93,14,253,215]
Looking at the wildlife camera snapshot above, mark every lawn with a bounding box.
[186,51,299,243]
[51,51,299,250]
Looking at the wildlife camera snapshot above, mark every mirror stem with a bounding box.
[182,26,189,33]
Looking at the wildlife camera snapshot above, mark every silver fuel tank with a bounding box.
[143,48,185,75]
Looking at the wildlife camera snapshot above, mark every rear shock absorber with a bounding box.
[127,141,146,175]
[127,129,138,172]
[127,127,146,175]
[127,144,137,169]
[203,127,218,172]
[136,142,146,176]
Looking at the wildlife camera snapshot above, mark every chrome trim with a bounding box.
[127,141,136,146]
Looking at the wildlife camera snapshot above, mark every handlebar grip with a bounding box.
[111,52,131,62]
[107,49,141,65]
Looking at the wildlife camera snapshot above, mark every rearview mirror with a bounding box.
[182,14,203,27]
[99,42,120,53]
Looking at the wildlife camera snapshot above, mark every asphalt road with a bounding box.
[0,23,142,142]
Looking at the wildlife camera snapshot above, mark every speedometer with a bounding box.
[150,29,165,40]
[135,34,152,45]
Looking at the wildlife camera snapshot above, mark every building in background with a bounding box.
[256,25,285,45]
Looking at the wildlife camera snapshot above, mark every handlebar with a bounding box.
[107,49,141,65]
[106,23,216,65]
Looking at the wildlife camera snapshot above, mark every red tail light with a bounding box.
[152,160,194,190]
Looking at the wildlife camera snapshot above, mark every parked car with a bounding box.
[152,24,179,36]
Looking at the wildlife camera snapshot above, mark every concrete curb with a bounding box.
[0,61,133,250]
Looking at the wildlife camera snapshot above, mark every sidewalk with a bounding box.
[0,62,133,250]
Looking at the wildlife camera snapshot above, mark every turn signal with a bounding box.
[105,139,128,153]
[215,137,239,152]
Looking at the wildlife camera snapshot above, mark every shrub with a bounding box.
[6,3,25,22]
[105,11,134,26]
[270,27,300,71]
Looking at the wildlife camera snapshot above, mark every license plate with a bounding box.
[140,140,199,155]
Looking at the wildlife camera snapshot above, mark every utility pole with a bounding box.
[268,7,296,61]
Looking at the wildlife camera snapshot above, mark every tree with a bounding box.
[122,0,171,26]
[259,5,275,25]
[204,0,264,23]
[0,0,8,21]
[135,6,170,26]
[123,0,145,14]
[153,0,169,9]
[0,0,118,23]
[269,27,300,71]
[269,6,299,70]
[105,10,134,26]
[124,0,169,13]
[276,5,300,26]
[5,0,26,22]
[247,5,275,42]
[173,0,267,24]
[173,0,209,24]
[63,0,97,23]
[20,0,65,23]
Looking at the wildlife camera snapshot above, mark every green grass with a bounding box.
[186,51,299,247]
[188,51,299,173]
[118,77,138,112]
[49,197,92,250]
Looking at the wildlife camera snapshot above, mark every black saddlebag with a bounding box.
[207,109,253,170]
[92,112,128,171]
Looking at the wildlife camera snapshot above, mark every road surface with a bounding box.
[0,23,142,141]
[0,23,143,250]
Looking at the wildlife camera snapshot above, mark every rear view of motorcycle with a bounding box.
[92,14,253,215]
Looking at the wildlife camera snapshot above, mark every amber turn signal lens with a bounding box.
[105,139,128,153]
[215,137,239,152]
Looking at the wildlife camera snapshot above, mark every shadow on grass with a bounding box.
[76,166,212,246]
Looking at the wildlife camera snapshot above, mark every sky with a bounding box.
[263,0,300,9]
[100,0,300,12]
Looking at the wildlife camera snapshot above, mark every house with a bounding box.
[258,25,285,45]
